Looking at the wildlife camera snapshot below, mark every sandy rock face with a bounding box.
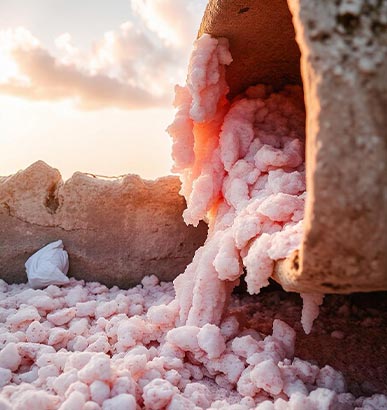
[0,161,207,287]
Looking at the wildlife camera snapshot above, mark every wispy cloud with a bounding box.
[0,0,206,110]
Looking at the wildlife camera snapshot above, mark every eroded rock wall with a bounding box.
[0,161,208,287]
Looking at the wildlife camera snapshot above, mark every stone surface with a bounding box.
[200,0,387,293]
[0,161,208,288]
[198,0,302,97]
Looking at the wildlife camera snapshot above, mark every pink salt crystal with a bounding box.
[26,320,48,343]
[167,85,195,173]
[143,378,178,410]
[6,306,40,328]
[117,317,145,348]
[47,308,76,326]
[141,275,160,288]
[15,366,39,383]
[166,326,200,352]
[147,304,177,327]
[220,316,240,340]
[231,335,260,358]
[0,398,11,410]
[28,295,56,312]
[90,380,110,405]
[37,364,60,381]
[223,176,250,210]
[64,286,88,306]
[78,354,111,384]
[308,388,339,410]
[187,34,231,123]
[183,383,212,409]
[76,301,97,317]
[233,213,263,250]
[69,318,89,336]
[48,327,69,346]
[166,394,197,410]
[316,365,346,393]
[164,369,182,386]
[86,333,110,353]
[197,324,226,359]
[95,301,118,319]
[268,222,303,260]
[209,353,245,384]
[65,352,94,371]
[58,391,86,410]
[213,229,242,281]
[272,320,296,358]
[0,368,11,388]
[361,394,387,409]
[219,99,259,172]
[267,169,305,195]
[111,376,137,397]
[300,293,324,334]
[0,342,21,371]
[13,390,59,410]
[256,401,275,410]
[250,359,284,395]
[243,233,273,294]
[285,392,311,409]
[258,193,303,223]
[53,370,78,396]
[102,394,136,410]
[71,335,88,351]
[83,402,101,410]
[291,358,319,385]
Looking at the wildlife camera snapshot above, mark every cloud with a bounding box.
[0,1,207,110]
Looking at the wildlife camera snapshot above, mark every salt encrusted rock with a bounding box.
[200,0,387,293]
[0,161,208,288]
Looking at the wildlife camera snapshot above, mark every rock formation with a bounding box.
[0,161,208,287]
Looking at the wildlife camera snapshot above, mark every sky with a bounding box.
[0,0,207,180]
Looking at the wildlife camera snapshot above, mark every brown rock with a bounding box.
[0,161,207,288]
[198,0,302,97]
[200,0,387,293]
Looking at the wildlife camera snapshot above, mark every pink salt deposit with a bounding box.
[0,33,386,409]
[0,277,385,409]
[169,34,310,331]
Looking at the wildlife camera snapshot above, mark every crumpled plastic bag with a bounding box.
[25,240,70,289]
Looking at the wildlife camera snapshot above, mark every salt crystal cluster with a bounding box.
[0,278,383,409]
[0,34,385,409]
[25,240,69,290]
[169,33,316,332]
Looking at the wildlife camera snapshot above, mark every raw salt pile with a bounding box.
[0,278,385,409]
[0,33,386,409]
[168,33,316,333]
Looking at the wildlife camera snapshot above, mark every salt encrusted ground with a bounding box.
[0,277,385,409]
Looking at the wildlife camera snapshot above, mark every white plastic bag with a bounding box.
[25,240,70,289]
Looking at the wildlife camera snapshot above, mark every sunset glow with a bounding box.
[0,0,207,179]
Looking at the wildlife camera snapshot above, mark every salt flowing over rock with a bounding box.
[0,161,207,288]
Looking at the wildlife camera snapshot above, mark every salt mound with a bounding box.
[169,34,314,332]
